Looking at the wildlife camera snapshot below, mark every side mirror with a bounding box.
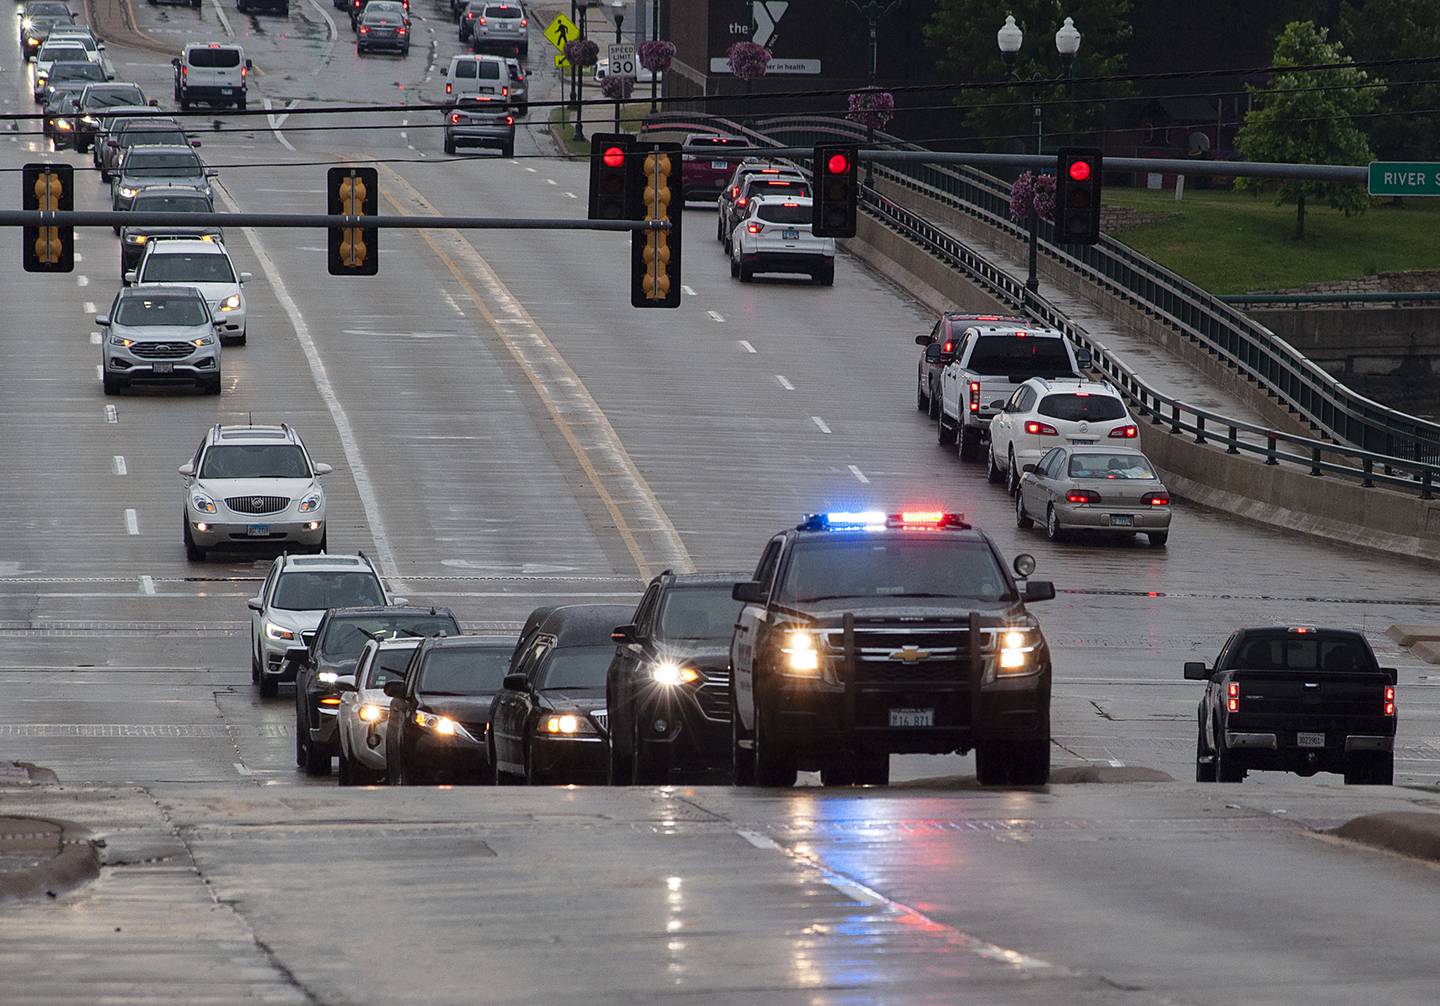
[333,675,357,692]
[1075,347,1092,369]
[502,672,529,692]
[314,462,333,476]
[123,270,137,284]
[1022,463,1037,474]
[1183,661,1210,680]
[382,680,406,699]
[178,461,194,476]
[106,73,114,80]
[732,581,767,604]
[1023,580,1055,603]
[147,98,158,107]
[246,597,263,612]
[238,271,251,283]
[391,596,409,606]
[95,314,110,326]
[989,399,1007,410]
[190,139,202,147]
[914,334,930,347]
[611,623,637,644]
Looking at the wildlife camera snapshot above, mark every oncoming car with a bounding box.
[97,286,221,395]
[128,239,249,345]
[336,637,422,785]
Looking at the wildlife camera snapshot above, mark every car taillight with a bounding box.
[1384,685,1395,716]
[505,114,513,125]
[1024,420,1059,436]
[465,11,474,18]
[397,26,406,33]
[968,381,980,413]
[501,85,508,96]
[1109,424,1138,439]
[478,15,486,23]
[445,81,453,94]
[746,222,762,234]
[1227,681,1240,713]
[181,65,187,77]
[736,196,748,207]
[449,112,461,124]
[941,340,953,354]
[519,16,526,25]
[241,64,248,78]
[359,25,368,32]
[1066,489,1100,504]
[1143,492,1169,506]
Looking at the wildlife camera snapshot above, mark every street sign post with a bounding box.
[608,43,636,80]
[1368,162,1440,197]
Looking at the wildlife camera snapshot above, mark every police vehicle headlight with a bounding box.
[118,186,140,198]
[997,629,1035,673]
[414,711,467,738]
[782,630,821,675]
[651,662,700,686]
[358,703,386,723]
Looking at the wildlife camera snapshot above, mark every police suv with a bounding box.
[730,511,1055,788]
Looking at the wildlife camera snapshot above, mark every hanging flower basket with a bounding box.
[1009,171,1056,223]
[601,75,635,101]
[638,39,675,73]
[846,89,895,131]
[564,38,600,68]
[726,41,771,81]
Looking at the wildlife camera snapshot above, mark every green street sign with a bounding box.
[1368,162,1440,197]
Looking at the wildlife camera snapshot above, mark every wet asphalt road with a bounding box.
[3,4,1440,1002]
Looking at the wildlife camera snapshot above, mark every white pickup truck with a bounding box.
[937,323,1088,461]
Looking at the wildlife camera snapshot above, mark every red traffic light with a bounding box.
[827,152,851,175]
[1068,159,1093,182]
[602,146,626,169]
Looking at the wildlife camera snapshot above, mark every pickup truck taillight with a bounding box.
[1065,489,1100,504]
[520,17,527,25]
[1108,424,1138,438]
[1384,685,1395,716]
[505,114,514,125]
[969,381,980,413]
[445,81,453,94]
[1024,420,1058,436]
[449,111,461,124]
[1227,681,1240,713]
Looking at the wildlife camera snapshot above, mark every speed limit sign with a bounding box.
[608,43,637,80]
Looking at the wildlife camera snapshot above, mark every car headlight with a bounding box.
[124,233,146,245]
[118,186,139,198]
[108,334,134,348]
[651,662,700,686]
[541,712,597,736]
[36,75,47,87]
[218,294,241,312]
[997,628,1037,674]
[297,494,322,514]
[265,622,297,641]
[22,17,34,30]
[190,492,217,514]
[56,118,72,130]
[359,703,386,723]
[414,711,472,739]
[81,115,98,125]
[782,629,821,675]
[189,336,214,348]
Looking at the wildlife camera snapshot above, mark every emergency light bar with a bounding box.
[797,511,970,531]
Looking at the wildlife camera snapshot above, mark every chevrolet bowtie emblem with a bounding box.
[890,645,931,663]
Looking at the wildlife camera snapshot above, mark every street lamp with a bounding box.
[996,13,1081,293]
[609,0,625,131]
[848,0,900,186]
[572,0,595,143]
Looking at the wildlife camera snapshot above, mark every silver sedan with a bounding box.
[337,637,421,785]
[1015,445,1172,548]
[97,285,221,395]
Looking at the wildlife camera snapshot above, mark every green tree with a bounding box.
[1340,0,1440,161]
[924,0,1133,152]
[1234,20,1378,240]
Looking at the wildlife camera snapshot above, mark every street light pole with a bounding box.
[649,0,659,114]
[573,1,591,142]
[849,0,900,188]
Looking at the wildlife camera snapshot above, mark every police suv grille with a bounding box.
[697,672,731,722]
[131,341,195,359]
[225,495,289,515]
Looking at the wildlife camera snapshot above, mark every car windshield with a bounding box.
[483,3,518,16]
[51,63,103,81]
[418,646,513,694]
[142,253,234,284]
[362,645,418,688]
[1038,393,1127,422]
[199,444,310,479]
[756,204,810,224]
[46,89,83,108]
[319,613,460,660]
[536,645,612,690]
[30,3,72,15]
[656,586,743,642]
[272,572,385,612]
[133,193,210,212]
[1231,635,1374,673]
[38,43,86,60]
[966,335,1074,376]
[113,294,208,327]
[125,152,202,176]
[1069,453,1156,480]
[779,539,1011,604]
[86,88,146,108]
[122,129,188,148]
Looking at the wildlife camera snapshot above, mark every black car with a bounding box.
[730,511,1056,789]
[914,312,1024,418]
[489,604,630,784]
[356,3,409,53]
[292,605,460,776]
[606,572,745,784]
[43,84,86,147]
[384,635,515,784]
[72,82,149,153]
[120,187,221,275]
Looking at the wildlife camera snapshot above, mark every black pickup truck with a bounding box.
[1187,626,1397,785]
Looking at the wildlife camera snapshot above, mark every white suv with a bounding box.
[729,196,835,285]
[987,376,1138,494]
[128,238,249,345]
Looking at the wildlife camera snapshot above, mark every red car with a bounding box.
[681,133,748,202]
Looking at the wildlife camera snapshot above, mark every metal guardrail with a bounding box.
[1220,292,1440,306]
[641,111,1440,500]
[644,111,1440,469]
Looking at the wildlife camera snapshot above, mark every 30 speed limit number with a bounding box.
[608,43,637,79]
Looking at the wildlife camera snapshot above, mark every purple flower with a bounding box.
[1009,171,1056,223]
[601,75,634,101]
[726,41,771,81]
[846,89,895,131]
[638,39,675,73]
[564,38,599,68]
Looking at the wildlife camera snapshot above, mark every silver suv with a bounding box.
[470,1,526,56]
[247,553,390,696]
[179,423,333,561]
[98,285,221,395]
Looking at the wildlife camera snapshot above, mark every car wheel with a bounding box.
[819,759,856,786]
[1344,753,1393,785]
[738,262,753,283]
[183,520,206,561]
[1045,504,1065,543]
[731,681,755,786]
[1015,492,1034,530]
[99,169,110,183]
[986,444,1004,484]
[1195,723,1216,783]
[259,673,278,698]
[1008,733,1050,786]
[204,376,222,396]
[974,740,1008,786]
[937,412,957,447]
[633,728,669,786]
[302,728,331,777]
[752,698,796,788]
[314,530,328,555]
[1006,450,1021,496]
[337,751,352,785]
[102,373,125,396]
[816,265,835,286]
[179,98,190,111]
[1214,721,1245,782]
[524,738,543,785]
[928,383,940,420]
[487,735,505,784]
[251,645,260,684]
[729,255,738,278]
[856,751,889,786]
[1148,531,1169,549]
[958,428,982,462]
[444,136,456,156]
[236,97,246,111]
[501,143,514,158]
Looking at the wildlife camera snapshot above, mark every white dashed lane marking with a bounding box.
[775,375,794,391]
[138,575,155,595]
[104,405,117,424]
[83,301,96,314]
[707,310,725,323]
[737,340,756,353]
[124,509,139,535]
[811,416,831,434]
[681,285,696,296]
[848,464,870,484]
[112,456,127,475]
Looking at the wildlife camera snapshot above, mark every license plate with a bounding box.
[246,524,270,537]
[1068,437,1097,445]
[152,362,173,374]
[890,708,934,728]
[1297,732,1326,748]
[711,159,728,169]
[782,228,799,240]
[1109,514,1134,527]
[479,86,494,93]
[220,88,233,94]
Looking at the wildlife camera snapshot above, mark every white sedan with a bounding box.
[337,637,421,785]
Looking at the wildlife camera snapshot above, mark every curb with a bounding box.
[0,817,103,903]
[1332,811,1440,863]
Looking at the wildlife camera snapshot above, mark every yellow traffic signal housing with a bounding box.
[631,143,682,309]
[327,166,379,275]
[22,162,74,273]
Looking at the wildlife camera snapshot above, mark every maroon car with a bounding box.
[681,133,748,201]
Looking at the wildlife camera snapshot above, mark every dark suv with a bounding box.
[730,511,1055,788]
[606,572,745,784]
[914,312,1023,418]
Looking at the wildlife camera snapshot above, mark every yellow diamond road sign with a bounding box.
[544,13,578,51]
[554,51,571,68]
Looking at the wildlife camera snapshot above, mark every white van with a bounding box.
[440,54,511,104]
[172,43,252,110]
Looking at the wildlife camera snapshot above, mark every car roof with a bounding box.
[183,42,243,51]
[529,603,636,647]
[145,239,225,255]
[117,284,205,299]
[324,604,455,619]
[1020,375,1115,394]
[969,324,1066,338]
[124,144,200,155]
[423,634,516,651]
[211,423,298,445]
[278,554,374,573]
[751,194,813,206]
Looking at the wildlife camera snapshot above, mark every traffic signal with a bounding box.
[588,132,634,221]
[22,162,73,273]
[1054,148,1103,244]
[327,166,378,275]
[811,144,858,238]
[631,142,681,309]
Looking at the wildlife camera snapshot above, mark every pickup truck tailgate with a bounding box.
[1229,669,1392,732]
